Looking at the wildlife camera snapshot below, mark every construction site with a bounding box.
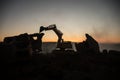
[1,24,120,80]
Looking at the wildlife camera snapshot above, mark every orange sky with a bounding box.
[0,32,120,43]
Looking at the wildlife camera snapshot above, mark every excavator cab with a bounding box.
[55,41,76,51]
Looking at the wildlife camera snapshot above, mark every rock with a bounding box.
[76,34,100,54]
[85,34,100,53]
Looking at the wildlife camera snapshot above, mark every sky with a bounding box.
[0,0,120,43]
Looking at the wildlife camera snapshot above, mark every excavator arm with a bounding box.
[39,24,63,47]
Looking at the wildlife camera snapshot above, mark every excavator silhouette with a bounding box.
[39,24,76,52]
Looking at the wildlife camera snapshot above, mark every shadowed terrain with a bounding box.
[1,33,120,80]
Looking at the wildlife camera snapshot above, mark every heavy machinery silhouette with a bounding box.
[1,24,75,59]
[40,24,75,52]
[0,24,100,60]
[40,24,63,48]
[1,33,44,59]
[39,24,100,53]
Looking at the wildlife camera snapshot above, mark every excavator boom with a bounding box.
[40,24,63,48]
[39,24,76,52]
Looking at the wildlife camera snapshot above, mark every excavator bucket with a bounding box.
[39,26,45,33]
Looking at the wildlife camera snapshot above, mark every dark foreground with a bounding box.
[1,33,120,80]
[2,50,120,80]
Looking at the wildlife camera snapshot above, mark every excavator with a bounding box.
[39,24,76,52]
